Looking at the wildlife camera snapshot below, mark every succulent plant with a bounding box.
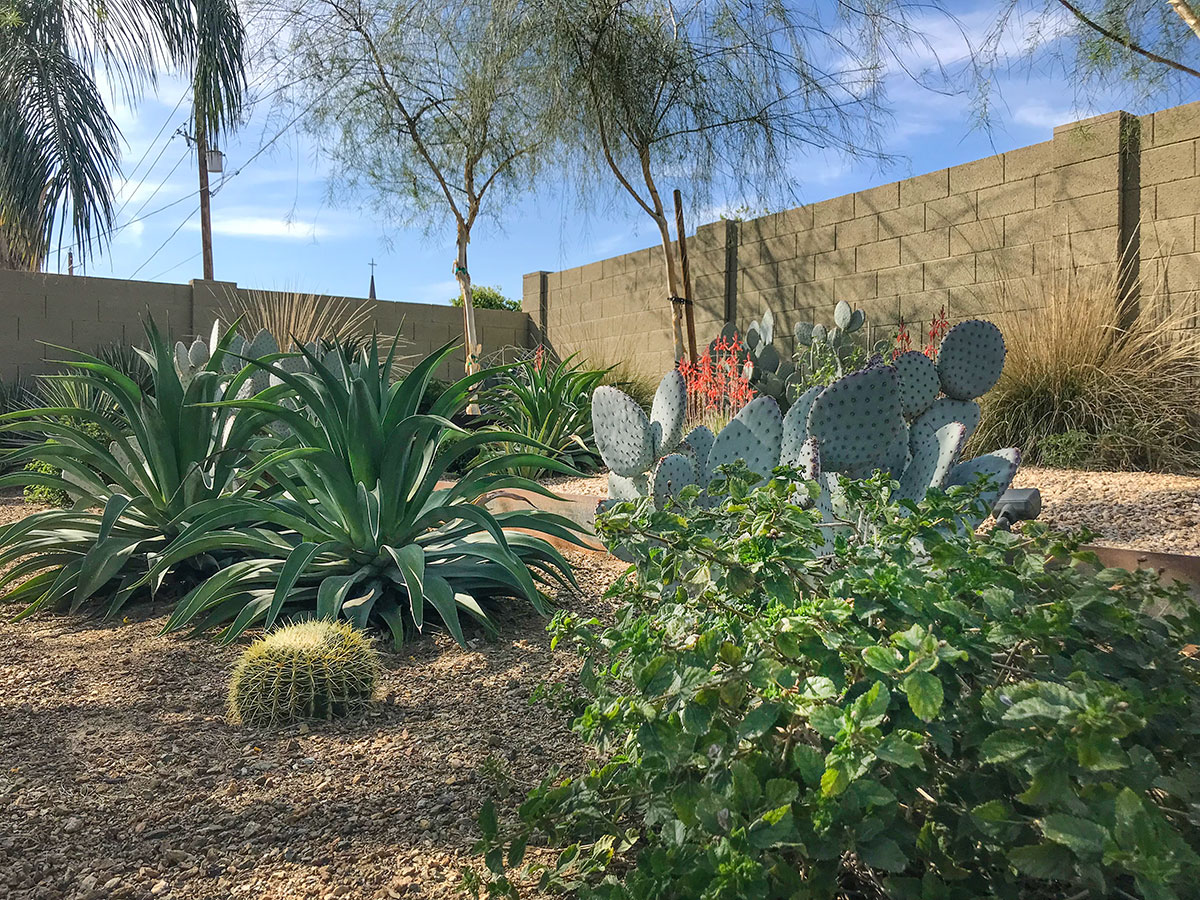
[228,620,379,726]
[722,301,873,411]
[592,317,1022,546]
[592,370,692,498]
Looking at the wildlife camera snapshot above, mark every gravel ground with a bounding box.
[0,460,1196,899]
[541,467,1200,556]
[0,550,627,900]
[1012,466,1200,556]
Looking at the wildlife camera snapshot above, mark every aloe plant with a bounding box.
[150,340,583,647]
[0,319,287,617]
[480,350,608,478]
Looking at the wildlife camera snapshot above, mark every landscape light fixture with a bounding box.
[992,488,1042,531]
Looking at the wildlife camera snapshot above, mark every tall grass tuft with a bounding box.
[970,262,1200,473]
[222,289,373,348]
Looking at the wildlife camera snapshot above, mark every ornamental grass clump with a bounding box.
[971,263,1200,472]
[472,468,1200,900]
[228,620,379,726]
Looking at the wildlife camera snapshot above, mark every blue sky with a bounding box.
[50,2,1180,307]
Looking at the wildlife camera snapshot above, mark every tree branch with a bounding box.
[325,0,467,226]
[1167,0,1200,42]
[1054,0,1200,78]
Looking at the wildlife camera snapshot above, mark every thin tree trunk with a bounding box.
[651,210,686,362]
[1167,0,1200,40]
[197,122,215,281]
[454,222,482,414]
[639,150,686,362]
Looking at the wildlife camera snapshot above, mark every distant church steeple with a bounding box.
[368,259,377,300]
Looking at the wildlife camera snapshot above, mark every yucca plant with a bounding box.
[480,348,608,478]
[0,319,291,617]
[150,340,583,647]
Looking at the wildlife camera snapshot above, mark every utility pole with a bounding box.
[197,122,215,280]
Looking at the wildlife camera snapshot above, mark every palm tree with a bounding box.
[0,0,246,271]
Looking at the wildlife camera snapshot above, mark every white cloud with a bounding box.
[207,216,331,240]
[1012,99,1076,131]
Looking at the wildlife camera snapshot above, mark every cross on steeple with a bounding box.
[368,258,377,300]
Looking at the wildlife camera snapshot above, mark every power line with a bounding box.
[147,249,202,282]
[128,203,201,280]
[122,96,324,281]
[111,85,192,223]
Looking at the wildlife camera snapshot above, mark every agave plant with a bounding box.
[480,349,608,478]
[0,319,289,617]
[150,340,583,647]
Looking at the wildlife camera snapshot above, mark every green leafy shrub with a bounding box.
[481,349,608,478]
[474,468,1200,900]
[228,620,379,726]
[150,340,584,647]
[22,459,68,506]
[452,285,521,311]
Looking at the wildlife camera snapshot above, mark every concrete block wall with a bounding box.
[0,272,532,383]
[526,100,1200,378]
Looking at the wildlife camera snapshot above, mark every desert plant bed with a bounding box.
[0,548,625,900]
[539,466,1200,556]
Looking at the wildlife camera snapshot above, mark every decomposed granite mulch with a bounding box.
[0,549,626,900]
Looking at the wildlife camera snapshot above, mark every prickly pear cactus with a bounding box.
[806,366,906,477]
[592,386,655,478]
[649,370,687,458]
[880,423,912,478]
[912,397,982,447]
[652,453,698,509]
[794,436,820,481]
[946,448,1021,526]
[707,396,784,482]
[899,422,967,501]
[937,319,1006,400]
[608,472,649,501]
[683,425,715,484]
[894,351,939,419]
[779,386,821,467]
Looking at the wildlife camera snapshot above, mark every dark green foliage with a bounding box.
[22,458,68,507]
[150,340,585,647]
[473,468,1200,899]
[0,319,285,617]
[481,351,608,478]
[452,285,520,311]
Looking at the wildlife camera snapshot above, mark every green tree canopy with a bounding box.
[450,285,518,311]
[254,0,556,377]
[540,0,957,360]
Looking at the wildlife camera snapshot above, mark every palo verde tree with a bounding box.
[256,0,554,379]
[979,1,1200,109]
[541,0,949,362]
